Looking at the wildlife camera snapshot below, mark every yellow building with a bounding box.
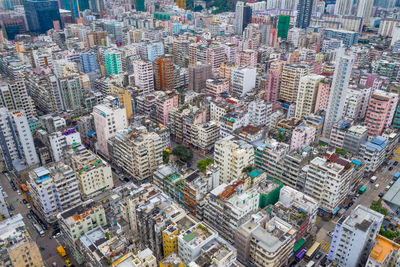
[176,0,186,9]
[118,88,133,119]
[366,235,400,267]
[7,240,44,267]
[162,223,179,257]
[279,64,311,103]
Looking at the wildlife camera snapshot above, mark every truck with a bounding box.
[32,222,45,237]
[57,246,66,258]
[370,176,377,183]
[394,172,400,180]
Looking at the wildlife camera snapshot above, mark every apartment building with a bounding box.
[28,163,81,222]
[68,145,113,198]
[156,91,179,125]
[330,119,352,149]
[0,215,44,267]
[162,216,197,258]
[48,128,81,162]
[303,153,355,214]
[328,205,384,267]
[214,135,254,184]
[104,49,123,75]
[248,98,272,127]
[0,109,39,170]
[314,79,331,112]
[188,62,212,92]
[206,45,225,76]
[154,55,175,91]
[235,50,257,67]
[294,74,325,119]
[169,104,207,145]
[188,236,237,266]
[0,78,35,120]
[343,125,369,154]
[359,136,389,172]
[204,181,260,243]
[57,200,107,263]
[192,121,220,153]
[290,123,316,151]
[93,102,127,157]
[364,90,398,136]
[108,127,162,182]
[230,66,256,97]
[133,60,155,94]
[366,235,400,267]
[112,250,157,267]
[206,78,229,97]
[253,138,290,178]
[219,112,249,137]
[279,64,311,104]
[235,211,297,266]
[178,222,218,263]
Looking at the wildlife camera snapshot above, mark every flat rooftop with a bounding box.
[344,205,384,232]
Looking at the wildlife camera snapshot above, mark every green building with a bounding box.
[393,104,400,129]
[104,50,122,75]
[278,15,290,39]
[135,0,145,11]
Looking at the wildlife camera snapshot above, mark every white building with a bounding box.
[230,66,256,97]
[328,205,384,267]
[93,103,127,157]
[0,109,39,170]
[133,60,154,94]
[28,163,81,222]
[214,135,254,184]
[178,222,218,264]
[48,128,81,162]
[234,1,245,35]
[294,74,325,119]
[248,99,272,127]
[356,0,373,25]
[323,49,355,137]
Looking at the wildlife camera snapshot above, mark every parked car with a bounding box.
[23,199,27,204]
[379,192,384,198]
[124,177,129,182]
[386,185,391,191]
[394,161,399,166]
[390,167,394,171]
[26,204,31,209]
[390,181,395,186]
[375,184,380,189]
[27,214,32,219]
[16,190,21,195]
[119,177,124,182]
[9,205,14,211]
[328,231,333,237]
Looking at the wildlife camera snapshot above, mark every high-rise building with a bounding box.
[68,145,113,198]
[234,2,252,35]
[57,76,83,112]
[231,66,256,97]
[188,62,212,92]
[92,103,127,157]
[278,15,290,39]
[0,78,35,121]
[28,163,81,222]
[214,135,254,184]
[135,0,145,11]
[294,74,324,119]
[154,55,175,91]
[0,109,39,170]
[63,0,90,19]
[24,0,61,34]
[357,0,373,24]
[364,90,398,136]
[334,0,353,15]
[235,50,257,67]
[328,205,384,267]
[206,78,229,97]
[206,45,225,77]
[104,49,123,75]
[176,0,185,9]
[279,64,311,104]
[80,51,99,73]
[1,18,26,40]
[296,0,313,28]
[108,127,162,182]
[133,60,154,94]
[323,50,354,137]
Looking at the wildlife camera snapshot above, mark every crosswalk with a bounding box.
[320,241,330,253]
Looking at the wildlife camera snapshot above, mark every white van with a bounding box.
[375,184,380,189]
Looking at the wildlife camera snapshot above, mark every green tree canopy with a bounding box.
[172,145,193,162]
[197,158,214,172]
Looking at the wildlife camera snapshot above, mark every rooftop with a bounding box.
[383,178,400,206]
[369,235,400,264]
[344,205,384,232]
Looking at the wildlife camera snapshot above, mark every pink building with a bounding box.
[364,90,399,135]
[206,78,230,97]
[290,123,316,150]
[314,80,331,112]
[93,103,128,157]
[156,91,179,125]
[264,70,281,112]
[235,49,257,67]
[269,29,278,48]
[206,45,225,77]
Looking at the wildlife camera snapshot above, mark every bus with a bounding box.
[305,241,320,261]
[296,249,307,261]
[32,222,45,237]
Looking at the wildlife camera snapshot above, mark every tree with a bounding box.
[335,148,347,155]
[197,158,214,172]
[162,151,170,163]
[242,166,253,173]
[172,145,193,162]
[105,232,110,239]
[194,5,203,11]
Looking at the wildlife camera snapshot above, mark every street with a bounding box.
[0,172,68,267]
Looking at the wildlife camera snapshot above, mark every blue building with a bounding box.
[63,0,90,19]
[80,52,99,73]
[24,0,61,34]
[323,29,359,47]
